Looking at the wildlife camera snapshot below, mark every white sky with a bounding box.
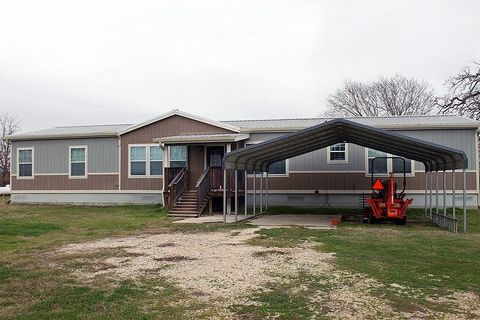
[1,0,479,132]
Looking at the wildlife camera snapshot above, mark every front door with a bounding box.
[187,145,205,189]
[207,146,224,167]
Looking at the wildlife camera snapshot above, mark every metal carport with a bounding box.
[222,118,469,232]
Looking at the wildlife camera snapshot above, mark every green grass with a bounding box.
[1,197,479,319]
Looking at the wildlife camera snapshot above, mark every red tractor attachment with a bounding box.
[365,157,413,225]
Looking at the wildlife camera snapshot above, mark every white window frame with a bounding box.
[68,146,88,179]
[245,142,289,177]
[327,143,348,164]
[17,147,34,180]
[364,148,415,177]
[128,144,163,178]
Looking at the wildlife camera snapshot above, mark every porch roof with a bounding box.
[154,133,250,144]
[223,119,468,172]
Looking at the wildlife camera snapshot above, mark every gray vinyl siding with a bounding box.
[392,129,477,170]
[11,138,119,175]
[247,129,477,172]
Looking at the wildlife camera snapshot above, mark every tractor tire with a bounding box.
[367,211,377,224]
[394,217,407,225]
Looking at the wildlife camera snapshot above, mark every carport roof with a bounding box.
[223,118,468,172]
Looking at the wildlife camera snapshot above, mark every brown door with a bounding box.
[187,145,205,189]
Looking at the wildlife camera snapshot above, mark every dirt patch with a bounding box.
[154,256,197,262]
[54,228,480,319]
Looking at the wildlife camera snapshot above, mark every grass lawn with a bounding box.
[0,196,479,319]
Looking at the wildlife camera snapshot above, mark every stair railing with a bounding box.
[195,167,211,213]
[166,167,187,209]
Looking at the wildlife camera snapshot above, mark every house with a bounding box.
[3,110,479,216]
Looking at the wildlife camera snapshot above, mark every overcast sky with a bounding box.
[1,0,479,132]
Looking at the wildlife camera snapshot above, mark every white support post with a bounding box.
[443,170,447,215]
[253,172,256,216]
[452,168,456,219]
[234,169,238,222]
[435,170,439,213]
[424,171,428,217]
[266,172,269,211]
[244,170,247,217]
[223,169,227,224]
[429,171,433,218]
[463,168,467,233]
[260,172,263,214]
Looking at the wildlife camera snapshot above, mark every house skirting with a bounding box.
[10,191,163,205]
[246,192,479,209]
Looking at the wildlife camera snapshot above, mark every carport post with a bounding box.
[260,172,263,214]
[443,170,447,215]
[424,171,428,217]
[452,168,456,219]
[234,169,238,222]
[435,170,439,213]
[429,170,433,218]
[244,170,247,217]
[463,168,467,233]
[253,172,256,216]
[266,172,269,211]
[223,169,227,224]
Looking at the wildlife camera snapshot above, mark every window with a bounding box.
[150,145,163,175]
[18,148,33,178]
[245,143,287,175]
[268,161,287,175]
[69,146,87,178]
[129,145,163,177]
[169,145,187,168]
[366,148,413,175]
[327,143,348,164]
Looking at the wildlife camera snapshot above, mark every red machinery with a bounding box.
[365,157,413,225]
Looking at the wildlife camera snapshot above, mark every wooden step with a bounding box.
[168,213,199,217]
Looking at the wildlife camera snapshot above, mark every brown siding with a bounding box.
[248,172,477,191]
[12,175,119,190]
[121,115,235,190]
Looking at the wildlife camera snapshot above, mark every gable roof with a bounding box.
[117,109,240,135]
[224,118,468,172]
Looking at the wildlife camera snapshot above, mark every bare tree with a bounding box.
[324,75,436,117]
[0,113,21,186]
[437,62,480,119]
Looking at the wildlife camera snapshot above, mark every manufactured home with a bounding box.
[3,110,479,216]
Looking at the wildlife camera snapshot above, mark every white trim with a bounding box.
[68,145,88,179]
[364,148,415,177]
[154,133,250,144]
[245,189,479,194]
[476,130,479,204]
[327,143,348,164]
[12,190,163,194]
[128,144,164,178]
[14,173,118,176]
[118,137,122,190]
[118,109,240,135]
[16,147,34,180]
[288,170,365,174]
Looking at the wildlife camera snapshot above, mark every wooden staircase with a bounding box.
[168,190,209,217]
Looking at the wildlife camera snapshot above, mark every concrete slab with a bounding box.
[173,214,255,224]
[249,214,342,228]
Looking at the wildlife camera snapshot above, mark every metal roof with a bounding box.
[5,124,132,141]
[154,133,250,144]
[223,114,479,132]
[223,119,468,172]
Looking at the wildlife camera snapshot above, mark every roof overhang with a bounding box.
[154,133,250,145]
[223,119,468,172]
